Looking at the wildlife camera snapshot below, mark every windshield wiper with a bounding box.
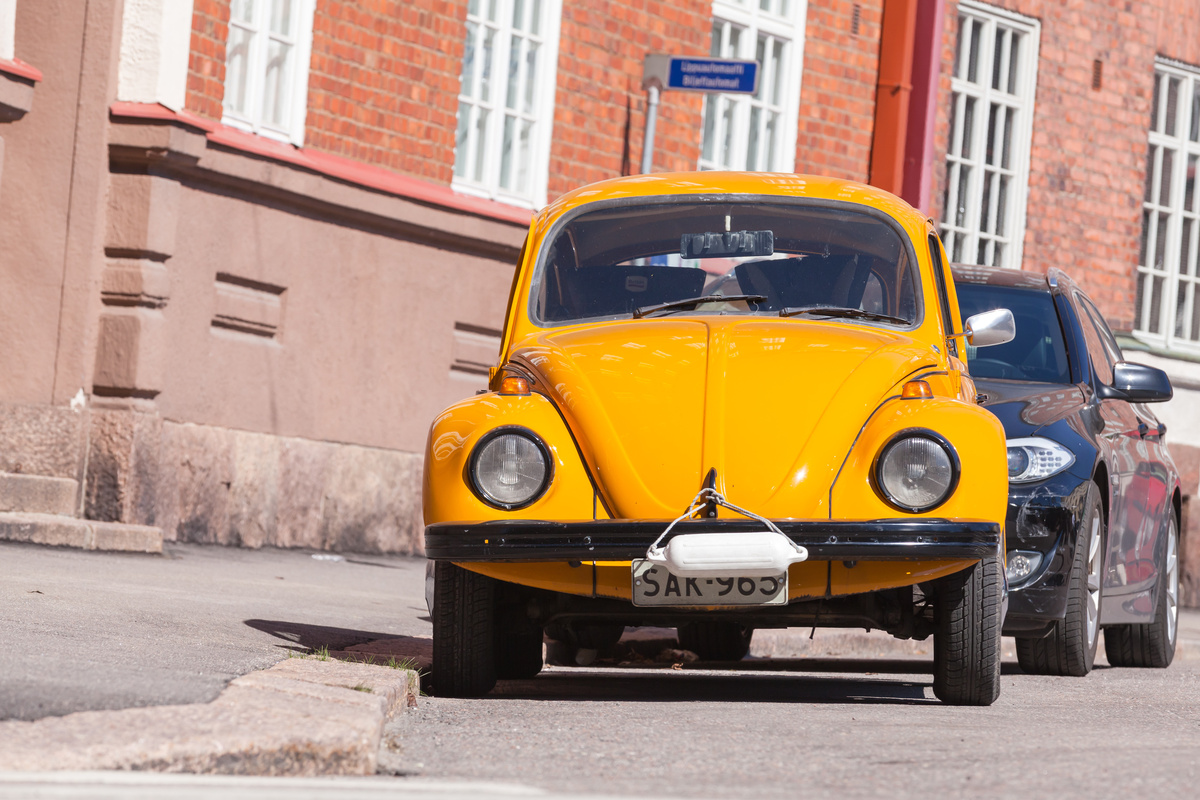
[633,294,767,319]
[778,305,910,325]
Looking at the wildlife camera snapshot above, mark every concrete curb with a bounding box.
[0,512,162,553]
[0,659,419,775]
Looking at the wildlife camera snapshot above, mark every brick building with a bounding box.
[0,0,1197,600]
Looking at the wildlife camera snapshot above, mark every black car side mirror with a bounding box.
[1096,362,1173,403]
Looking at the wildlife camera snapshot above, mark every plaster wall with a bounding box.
[0,0,116,414]
[117,0,195,111]
[157,184,515,452]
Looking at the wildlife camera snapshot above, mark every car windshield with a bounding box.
[530,201,918,326]
[955,284,1071,384]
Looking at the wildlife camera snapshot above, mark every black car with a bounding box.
[953,265,1181,676]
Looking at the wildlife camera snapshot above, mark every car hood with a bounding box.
[975,378,1086,437]
[511,317,937,519]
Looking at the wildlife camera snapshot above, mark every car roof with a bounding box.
[537,171,928,231]
[950,263,1053,291]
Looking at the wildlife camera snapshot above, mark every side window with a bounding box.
[1081,295,1124,363]
[928,233,959,357]
[1074,292,1115,385]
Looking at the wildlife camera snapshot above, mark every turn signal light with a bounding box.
[901,380,933,399]
[498,376,531,395]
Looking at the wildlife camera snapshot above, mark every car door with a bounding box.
[1074,294,1167,608]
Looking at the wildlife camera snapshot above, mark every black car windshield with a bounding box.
[956,284,1071,384]
[530,201,918,326]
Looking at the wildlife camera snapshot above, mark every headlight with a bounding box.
[469,427,552,509]
[875,431,959,512]
[1006,437,1074,483]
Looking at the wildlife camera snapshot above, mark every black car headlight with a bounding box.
[874,430,960,512]
[469,427,552,510]
[1006,437,1074,483]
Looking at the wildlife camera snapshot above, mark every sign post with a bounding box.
[640,54,760,173]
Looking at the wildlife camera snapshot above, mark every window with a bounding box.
[453,0,562,209]
[1136,59,1200,351]
[699,0,807,172]
[940,1,1039,269]
[223,0,316,145]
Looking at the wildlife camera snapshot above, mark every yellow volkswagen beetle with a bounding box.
[424,172,1014,705]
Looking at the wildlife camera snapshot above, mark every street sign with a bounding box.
[639,54,760,174]
[643,55,760,95]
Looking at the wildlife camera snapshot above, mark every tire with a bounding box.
[1016,485,1104,676]
[1103,514,1179,669]
[432,561,497,697]
[677,622,753,661]
[932,555,1003,705]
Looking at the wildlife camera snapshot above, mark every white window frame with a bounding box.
[940,0,1039,270]
[452,0,562,210]
[1135,58,1200,354]
[222,0,316,146]
[699,0,806,172]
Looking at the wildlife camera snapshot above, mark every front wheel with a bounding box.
[432,561,497,697]
[932,556,1003,705]
[1016,484,1104,676]
[1104,514,1179,668]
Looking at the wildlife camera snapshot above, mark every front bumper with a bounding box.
[1002,474,1090,636]
[425,518,1002,562]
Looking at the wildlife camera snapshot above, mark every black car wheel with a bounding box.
[677,622,753,661]
[932,555,1002,705]
[1104,514,1179,668]
[1016,484,1104,676]
[432,561,498,697]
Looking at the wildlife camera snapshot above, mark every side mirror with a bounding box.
[963,308,1015,347]
[1097,362,1173,403]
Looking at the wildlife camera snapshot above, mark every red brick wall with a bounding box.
[305,0,466,183]
[187,0,230,121]
[547,0,710,199]
[795,0,883,182]
[932,1,1158,329]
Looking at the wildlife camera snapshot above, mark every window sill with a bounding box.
[0,58,42,122]
[109,101,534,228]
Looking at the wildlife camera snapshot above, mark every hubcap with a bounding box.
[1086,514,1102,646]
[1167,519,1179,646]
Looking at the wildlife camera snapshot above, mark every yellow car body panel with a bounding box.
[426,171,1006,608]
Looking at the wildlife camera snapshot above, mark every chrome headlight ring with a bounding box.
[468,426,554,511]
[872,428,961,514]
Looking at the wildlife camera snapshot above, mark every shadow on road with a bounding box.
[489,670,934,705]
[243,619,403,653]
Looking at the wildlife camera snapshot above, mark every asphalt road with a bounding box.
[3,541,1199,798]
[0,541,428,721]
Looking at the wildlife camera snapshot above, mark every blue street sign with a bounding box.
[665,57,759,95]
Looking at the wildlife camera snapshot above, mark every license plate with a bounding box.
[631,560,788,607]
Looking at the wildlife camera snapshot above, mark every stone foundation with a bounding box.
[83,405,424,555]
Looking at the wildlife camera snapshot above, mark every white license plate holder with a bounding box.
[631,560,788,607]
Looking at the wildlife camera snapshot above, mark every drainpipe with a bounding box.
[903,0,947,213]
[869,0,920,197]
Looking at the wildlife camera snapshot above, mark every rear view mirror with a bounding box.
[963,308,1015,347]
[1098,362,1173,403]
[680,230,774,259]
